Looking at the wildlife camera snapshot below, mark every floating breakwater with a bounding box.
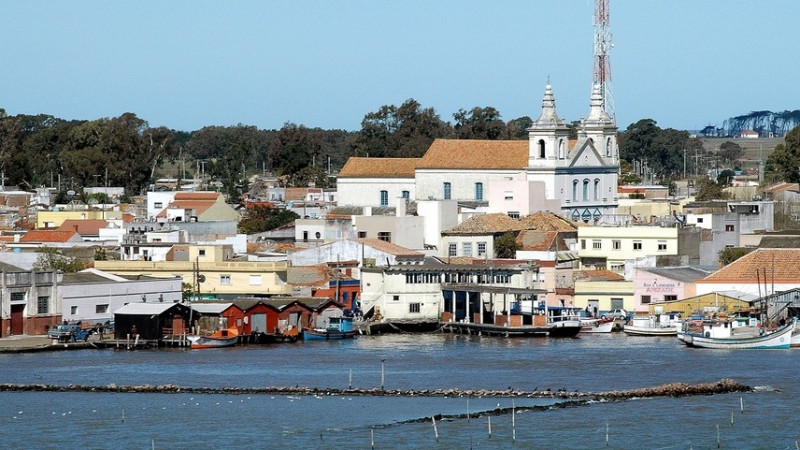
[0,378,751,400]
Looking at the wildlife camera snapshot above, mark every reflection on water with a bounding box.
[0,333,797,448]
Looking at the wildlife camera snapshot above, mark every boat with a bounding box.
[623,313,682,336]
[303,316,357,341]
[188,327,239,349]
[580,317,614,333]
[679,317,795,350]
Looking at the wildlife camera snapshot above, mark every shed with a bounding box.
[190,302,245,334]
[235,299,281,335]
[114,302,192,340]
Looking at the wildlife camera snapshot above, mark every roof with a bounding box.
[574,269,625,282]
[20,229,79,243]
[288,265,331,286]
[156,193,221,218]
[353,238,423,257]
[700,248,800,284]
[0,261,24,271]
[443,213,522,235]
[190,302,235,314]
[638,267,712,283]
[338,157,421,178]
[57,219,109,235]
[174,192,220,201]
[518,211,578,232]
[417,139,528,170]
[115,302,182,315]
[516,230,559,252]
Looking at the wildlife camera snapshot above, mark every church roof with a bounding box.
[338,157,420,178]
[417,139,528,170]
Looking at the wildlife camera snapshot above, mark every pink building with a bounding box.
[633,267,711,307]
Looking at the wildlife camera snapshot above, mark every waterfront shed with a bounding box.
[114,302,192,340]
[235,299,281,335]
[190,302,245,334]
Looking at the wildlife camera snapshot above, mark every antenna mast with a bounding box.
[593,0,615,121]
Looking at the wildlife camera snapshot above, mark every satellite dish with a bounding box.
[197,274,206,283]
[67,190,75,196]
[263,239,277,251]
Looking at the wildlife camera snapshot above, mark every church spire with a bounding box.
[532,84,566,128]
[583,83,613,126]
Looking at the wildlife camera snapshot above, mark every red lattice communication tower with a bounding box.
[593,0,614,121]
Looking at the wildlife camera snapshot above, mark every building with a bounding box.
[695,248,800,298]
[0,268,60,336]
[577,225,679,272]
[155,192,240,223]
[632,266,712,306]
[113,302,192,340]
[572,269,635,315]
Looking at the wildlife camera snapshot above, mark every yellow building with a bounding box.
[572,270,634,315]
[38,209,124,229]
[646,292,752,318]
[95,244,290,299]
[578,225,678,272]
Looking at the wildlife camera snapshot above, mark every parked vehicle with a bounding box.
[48,324,90,342]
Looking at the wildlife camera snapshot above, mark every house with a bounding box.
[19,229,83,245]
[260,298,316,332]
[288,238,424,269]
[56,219,110,241]
[632,266,712,306]
[577,224,679,273]
[37,206,124,229]
[739,130,759,139]
[644,292,751,318]
[337,83,620,222]
[696,248,800,298]
[189,302,245,335]
[573,269,634,315]
[440,213,522,259]
[113,302,192,340]
[0,269,60,336]
[155,192,240,223]
[60,269,183,325]
[236,299,281,335]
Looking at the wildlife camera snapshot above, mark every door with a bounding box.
[10,304,24,335]
[172,315,185,335]
[588,300,599,318]
[251,314,266,333]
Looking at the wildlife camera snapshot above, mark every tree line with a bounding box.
[1,103,795,201]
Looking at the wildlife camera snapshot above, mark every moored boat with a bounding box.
[580,318,614,333]
[188,328,239,349]
[623,313,682,336]
[679,317,795,349]
[303,317,357,341]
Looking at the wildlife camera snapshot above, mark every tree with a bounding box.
[765,125,800,183]
[694,178,729,201]
[506,116,533,139]
[453,107,505,140]
[494,231,521,259]
[716,169,735,187]
[238,205,300,234]
[33,246,84,272]
[618,119,698,179]
[719,141,743,164]
[719,247,752,266]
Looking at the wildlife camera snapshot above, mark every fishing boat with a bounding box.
[188,327,239,349]
[303,316,357,341]
[623,313,682,336]
[580,317,614,333]
[678,317,795,350]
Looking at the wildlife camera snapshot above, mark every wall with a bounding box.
[337,177,415,207]
[415,169,524,202]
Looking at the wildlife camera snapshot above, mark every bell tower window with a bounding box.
[538,140,545,158]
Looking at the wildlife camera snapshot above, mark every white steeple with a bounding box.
[528,84,570,168]
[579,83,618,164]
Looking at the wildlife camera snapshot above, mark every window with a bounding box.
[220,274,232,285]
[199,249,206,256]
[443,182,451,200]
[377,232,391,242]
[657,241,667,251]
[697,218,704,223]
[610,298,624,310]
[357,231,367,238]
[583,179,589,201]
[477,242,487,257]
[448,243,457,257]
[504,191,513,200]
[10,292,25,302]
[725,224,735,232]
[475,182,483,201]
[409,303,421,313]
[538,139,545,158]
[249,275,262,286]
[154,202,163,209]
[393,295,400,301]
[508,211,520,219]
[493,273,510,284]
[70,306,78,315]
[401,191,410,201]
[594,179,600,200]
[664,295,678,302]
[572,180,578,202]
[605,137,612,157]
[610,264,624,272]
[462,242,472,257]
[37,296,49,314]
[592,240,602,249]
[581,239,586,250]
[558,139,565,159]
[96,304,109,314]
[380,190,388,207]
[641,295,651,304]
[612,240,621,250]
[633,241,642,250]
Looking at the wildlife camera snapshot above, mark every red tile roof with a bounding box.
[574,269,625,282]
[417,139,528,170]
[353,238,423,257]
[443,213,522,235]
[699,248,800,284]
[338,157,421,178]
[57,219,109,235]
[20,229,79,243]
[174,192,221,201]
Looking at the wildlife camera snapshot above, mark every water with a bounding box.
[0,333,797,449]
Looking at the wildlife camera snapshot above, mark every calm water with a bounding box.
[0,333,797,449]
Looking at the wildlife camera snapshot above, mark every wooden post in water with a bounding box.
[467,396,470,423]
[370,427,374,449]
[511,400,516,443]
[432,416,439,442]
[488,416,492,439]
[740,397,744,414]
[716,424,720,448]
[606,421,609,446]
[121,408,125,423]
[380,359,385,391]
[731,411,734,427]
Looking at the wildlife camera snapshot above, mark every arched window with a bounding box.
[380,190,388,207]
[538,140,545,158]
[594,179,600,200]
[605,138,612,157]
[558,139,565,159]
[443,182,451,200]
[475,182,483,201]
[572,180,578,202]
[582,179,589,201]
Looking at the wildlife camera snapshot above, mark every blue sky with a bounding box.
[1,1,798,132]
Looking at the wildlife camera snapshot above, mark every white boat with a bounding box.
[580,318,614,333]
[791,321,800,347]
[188,328,238,349]
[679,317,794,350]
[623,313,682,336]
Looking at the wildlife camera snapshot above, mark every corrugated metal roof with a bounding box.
[190,303,234,314]
[115,303,180,315]
[639,267,712,283]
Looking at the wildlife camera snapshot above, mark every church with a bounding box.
[337,83,620,223]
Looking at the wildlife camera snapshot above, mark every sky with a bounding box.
[1,0,798,133]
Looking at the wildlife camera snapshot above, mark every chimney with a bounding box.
[396,196,406,217]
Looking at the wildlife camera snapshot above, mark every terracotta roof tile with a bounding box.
[443,213,523,235]
[700,248,800,283]
[338,157,421,178]
[57,219,109,235]
[516,230,558,251]
[518,211,578,232]
[417,139,528,170]
[174,192,220,201]
[574,269,625,282]
[20,229,79,243]
[353,238,423,257]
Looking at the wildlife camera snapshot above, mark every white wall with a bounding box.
[146,191,177,219]
[337,178,415,207]
[416,199,458,249]
[415,169,524,202]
